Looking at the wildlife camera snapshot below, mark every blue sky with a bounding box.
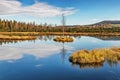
[0,0,120,25]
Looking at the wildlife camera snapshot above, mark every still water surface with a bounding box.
[0,36,120,80]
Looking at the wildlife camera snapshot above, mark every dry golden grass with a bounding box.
[53,36,74,42]
[0,34,36,40]
[69,47,120,64]
[0,32,41,36]
[1,32,120,36]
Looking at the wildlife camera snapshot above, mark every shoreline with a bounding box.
[0,32,120,36]
[0,34,36,40]
[0,32,120,40]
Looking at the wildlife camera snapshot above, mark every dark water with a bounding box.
[0,36,120,80]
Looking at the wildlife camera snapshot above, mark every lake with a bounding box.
[0,35,120,80]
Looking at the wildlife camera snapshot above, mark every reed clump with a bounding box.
[69,47,120,64]
[53,36,74,42]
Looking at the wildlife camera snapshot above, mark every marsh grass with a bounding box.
[53,36,74,42]
[0,34,36,40]
[69,47,120,64]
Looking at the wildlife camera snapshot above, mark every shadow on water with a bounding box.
[71,63,104,69]
[70,59,120,69]
[91,35,120,41]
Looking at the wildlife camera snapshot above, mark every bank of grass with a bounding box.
[0,32,40,36]
[69,47,120,64]
[1,32,120,36]
[1,32,120,40]
[0,34,36,40]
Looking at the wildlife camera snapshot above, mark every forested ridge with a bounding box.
[0,19,120,33]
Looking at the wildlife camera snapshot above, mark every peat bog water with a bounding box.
[0,35,120,80]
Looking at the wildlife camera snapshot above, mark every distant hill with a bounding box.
[94,20,120,25]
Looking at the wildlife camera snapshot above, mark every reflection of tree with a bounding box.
[38,35,54,41]
[0,39,36,45]
[38,35,81,41]
[0,35,53,45]
[0,40,18,45]
[60,42,66,64]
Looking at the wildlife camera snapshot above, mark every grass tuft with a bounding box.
[69,47,120,64]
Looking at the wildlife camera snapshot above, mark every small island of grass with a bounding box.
[69,47,120,64]
[53,36,74,42]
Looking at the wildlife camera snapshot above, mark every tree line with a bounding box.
[0,19,120,33]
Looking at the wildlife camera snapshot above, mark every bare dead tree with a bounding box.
[62,14,65,36]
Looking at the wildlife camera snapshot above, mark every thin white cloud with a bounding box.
[92,18,100,21]
[0,0,77,17]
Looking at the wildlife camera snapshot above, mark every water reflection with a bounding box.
[92,36,120,41]
[1,35,120,65]
[1,35,120,46]
[70,60,120,69]
[0,43,74,61]
[107,60,119,67]
[0,35,81,45]
[59,43,66,64]
[0,35,120,80]
[72,63,103,69]
[0,40,34,45]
